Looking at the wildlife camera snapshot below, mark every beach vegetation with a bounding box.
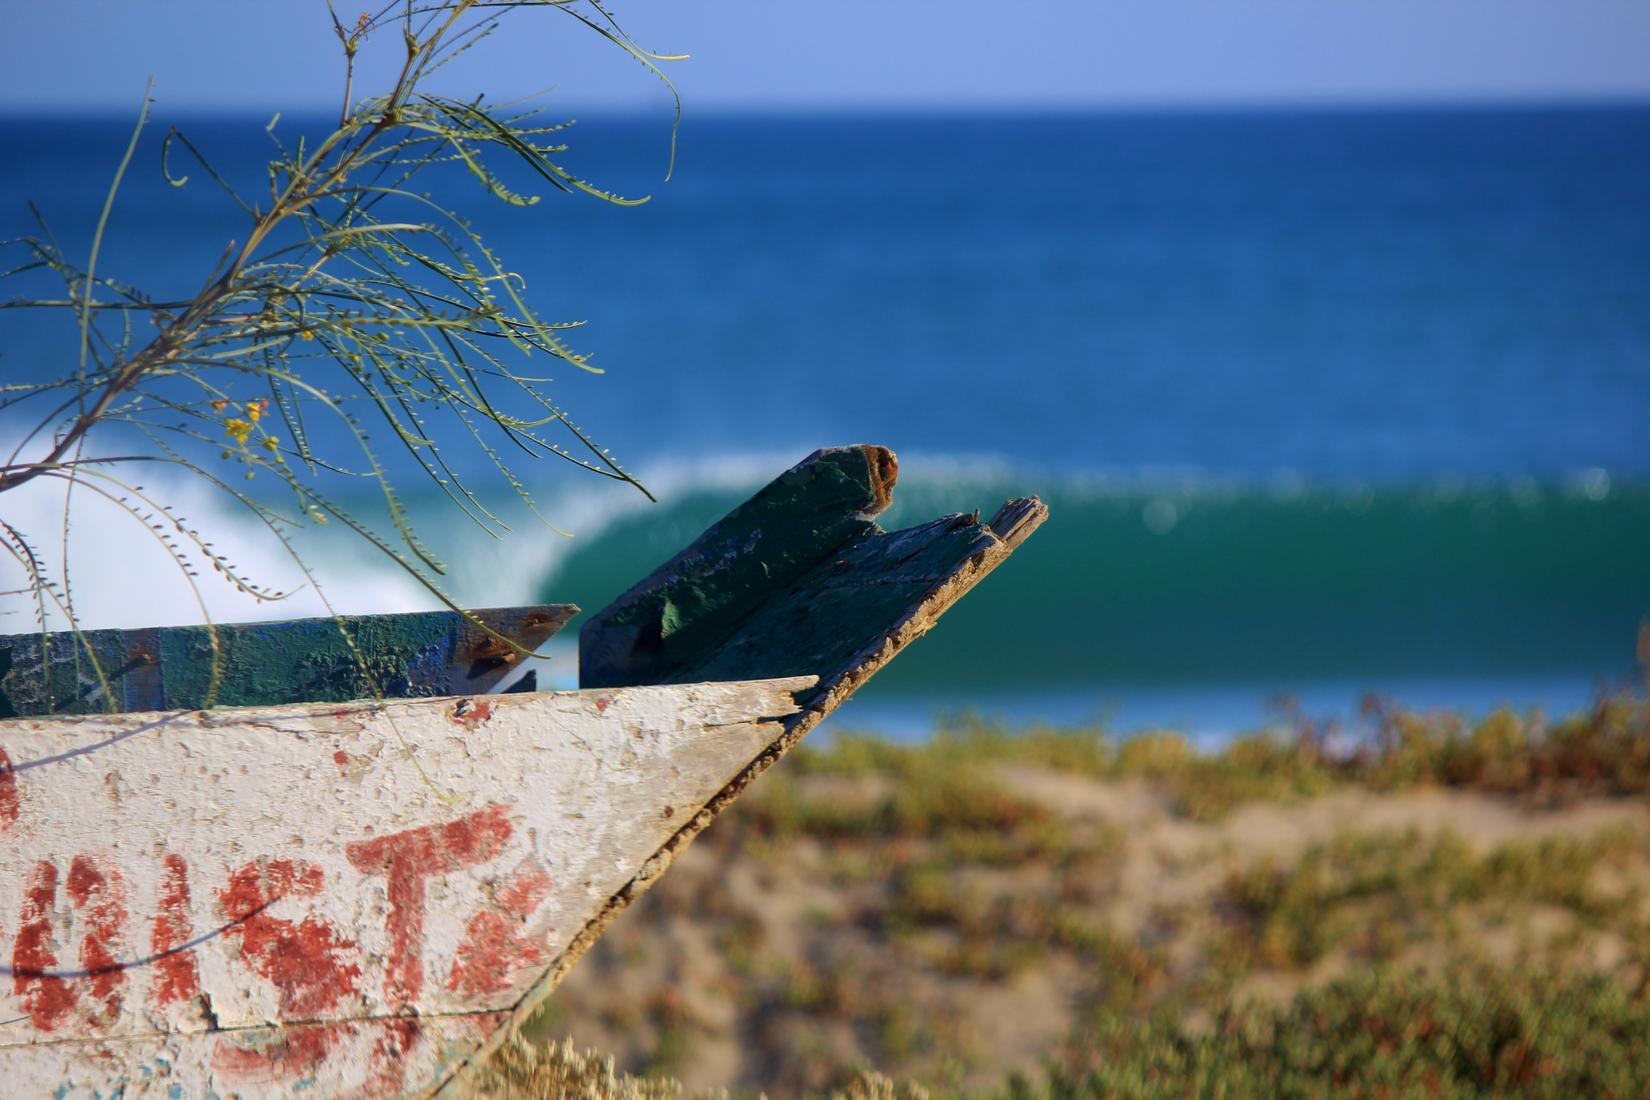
[1048,965,1650,1100]
[498,966,1650,1100]
[783,687,1650,823]
[513,690,1650,1097]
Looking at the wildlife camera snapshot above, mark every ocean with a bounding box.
[2,106,1648,738]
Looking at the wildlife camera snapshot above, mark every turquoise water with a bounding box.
[534,470,1650,732]
[3,107,1648,733]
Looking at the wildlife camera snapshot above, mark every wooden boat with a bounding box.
[0,445,1045,1098]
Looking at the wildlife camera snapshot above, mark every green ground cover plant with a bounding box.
[1047,965,1650,1100]
[492,963,1650,1100]
[502,689,1650,1098]
[791,686,1650,822]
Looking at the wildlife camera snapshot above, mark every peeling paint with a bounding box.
[580,446,896,689]
[0,680,811,1096]
[0,746,19,830]
[448,699,494,732]
[0,605,577,719]
[150,856,199,1008]
[345,805,513,1007]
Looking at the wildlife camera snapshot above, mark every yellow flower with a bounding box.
[224,417,253,444]
[261,436,280,453]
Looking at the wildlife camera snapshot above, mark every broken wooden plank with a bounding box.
[580,444,898,689]
[580,446,1046,709]
[663,497,1048,698]
[0,676,813,1097]
[0,604,577,718]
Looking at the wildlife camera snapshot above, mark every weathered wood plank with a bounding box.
[0,677,813,1097]
[664,497,1048,697]
[0,604,577,718]
[580,444,898,689]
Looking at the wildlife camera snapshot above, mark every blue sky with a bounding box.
[3,1,1649,113]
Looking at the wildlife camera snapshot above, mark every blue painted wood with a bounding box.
[0,604,576,717]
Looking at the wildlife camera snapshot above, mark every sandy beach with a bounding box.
[514,699,1650,1097]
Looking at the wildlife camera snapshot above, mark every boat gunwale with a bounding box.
[0,675,822,736]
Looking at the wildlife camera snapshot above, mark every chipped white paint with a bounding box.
[0,678,813,1098]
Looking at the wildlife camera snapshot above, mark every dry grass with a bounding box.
[491,690,1650,1099]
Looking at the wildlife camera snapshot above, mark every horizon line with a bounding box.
[5,92,1650,122]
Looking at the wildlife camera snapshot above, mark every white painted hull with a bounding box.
[0,679,813,1098]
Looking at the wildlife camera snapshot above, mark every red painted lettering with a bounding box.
[212,859,361,1081]
[449,861,553,998]
[345,803,512,1007]
[150,853,200,1005]
[12,861,74,1031]
[347,1018,423,1100]
[218,859,361,1017]
[11,855,127,1032]
[214,1024,342,1084]
[65,856,126,1026]
[0,746,18,830]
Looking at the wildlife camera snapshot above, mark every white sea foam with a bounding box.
[0,468,429,632]
[0,445,823,632]
[423,448,802,607]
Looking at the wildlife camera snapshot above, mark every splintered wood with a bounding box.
[583,445,1047,717]
[0,444,1045,1098]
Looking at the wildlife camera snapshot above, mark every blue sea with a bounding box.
[2,106,1648,738]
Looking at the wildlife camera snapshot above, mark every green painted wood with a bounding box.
[580,441,1047,700]
[0,604,576,718]
[579,444,899,689]
[654,499,1046,706]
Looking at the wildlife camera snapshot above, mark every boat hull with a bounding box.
[0,679,812,1098]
